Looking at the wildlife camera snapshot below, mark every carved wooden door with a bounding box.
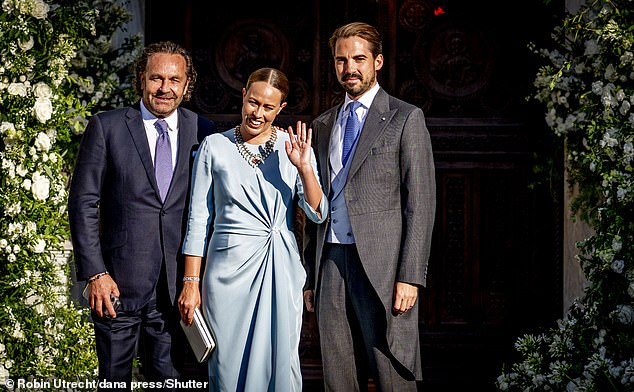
[146,1,562,390]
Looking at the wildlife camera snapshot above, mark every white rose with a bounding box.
[22,178,32,190]
[0,239,7,248]
[34,132,51,152]
[32,82,52,98]
[33,97,53,123]
[32,238,46,253]
[614,304,634,325]
[18,36,34,51]
[30,0,49,19]
[7,82,27,96]
[31,172,50,200]
[611,259,625,274]
[16,164,28,177]
[0,121,15,134]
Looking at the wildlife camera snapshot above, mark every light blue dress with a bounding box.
[182,128,327,392]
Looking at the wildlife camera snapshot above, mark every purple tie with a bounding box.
[154,119,172,201]
[342,101,361,167]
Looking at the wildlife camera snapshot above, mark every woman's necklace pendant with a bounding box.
[234,125,278,168]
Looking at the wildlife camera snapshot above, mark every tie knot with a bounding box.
[154,119,168,135]
[347,101,361,113]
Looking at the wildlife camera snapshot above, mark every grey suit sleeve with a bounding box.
[397,107,436,287]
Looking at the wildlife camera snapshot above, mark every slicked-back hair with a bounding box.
[328,22,383,59]
[246,68,289,103]
[134,41,196,101]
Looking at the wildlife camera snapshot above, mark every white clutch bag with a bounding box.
[180,307,216,362]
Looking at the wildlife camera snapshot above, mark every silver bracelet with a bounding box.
[88,271,109,283]
[182,276,200,282]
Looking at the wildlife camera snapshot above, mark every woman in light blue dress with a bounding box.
[177,68,327,391]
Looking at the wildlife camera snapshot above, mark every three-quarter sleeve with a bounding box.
[182,137,215,256]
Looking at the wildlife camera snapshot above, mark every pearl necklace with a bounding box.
[234,125,278,167]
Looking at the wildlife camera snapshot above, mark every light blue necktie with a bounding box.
[342,101,361,167]
[154,119,172,201]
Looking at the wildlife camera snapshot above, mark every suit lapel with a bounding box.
[315,106,340,198]
[347,88,395,180]
[125,106,160,197]
[170,108,196,204]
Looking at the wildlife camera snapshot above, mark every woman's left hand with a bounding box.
[285,121,313,172]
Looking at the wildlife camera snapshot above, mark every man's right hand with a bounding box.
[304,290,315,312]
[87,273,120,318]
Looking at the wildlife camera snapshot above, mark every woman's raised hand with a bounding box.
[285,121,313,171]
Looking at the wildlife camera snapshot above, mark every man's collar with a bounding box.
[343,83,380,110]
[140,99,178,131]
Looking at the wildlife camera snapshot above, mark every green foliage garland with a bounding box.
[498,1,634,391]
[0,0,141,386]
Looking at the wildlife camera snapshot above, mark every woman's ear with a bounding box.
[278,101,288,114]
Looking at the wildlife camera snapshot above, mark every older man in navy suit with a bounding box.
[69,41,215,389]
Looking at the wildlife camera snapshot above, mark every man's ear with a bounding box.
[140,72,146,90]
[375,53,384,71]
[184,78,190,94]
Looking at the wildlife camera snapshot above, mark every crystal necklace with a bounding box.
[234,125,278,167]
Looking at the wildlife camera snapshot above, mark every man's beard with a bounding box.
[340,72,376,98]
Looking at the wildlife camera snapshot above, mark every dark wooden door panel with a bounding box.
[143,1,562,391]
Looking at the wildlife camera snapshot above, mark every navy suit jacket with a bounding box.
[68,103,216,310]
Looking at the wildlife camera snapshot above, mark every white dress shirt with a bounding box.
[327,83,380,244]
[140,99,179,170]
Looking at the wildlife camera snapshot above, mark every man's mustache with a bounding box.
[342,73,363,81]
[154,91,176,98]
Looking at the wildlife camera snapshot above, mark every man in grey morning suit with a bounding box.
[304,22,436,391]
[68,41,215,389]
